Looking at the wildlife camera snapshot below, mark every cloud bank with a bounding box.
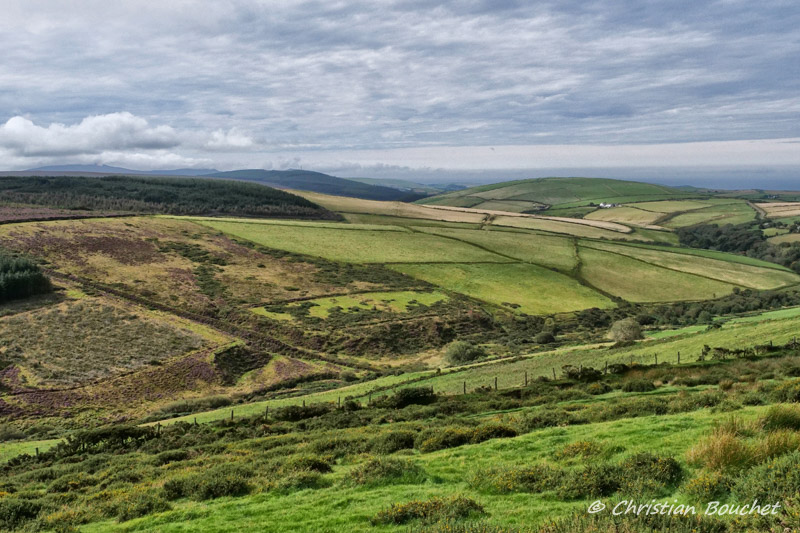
[0,1,797,180]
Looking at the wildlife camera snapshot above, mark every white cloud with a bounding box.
[0,112,179,157]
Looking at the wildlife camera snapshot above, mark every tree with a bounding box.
[608,318,643,342]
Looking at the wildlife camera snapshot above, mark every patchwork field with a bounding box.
[577,246,739,302]
[759,201,800,218]
[663,202,757,228]
[389,262,614,314]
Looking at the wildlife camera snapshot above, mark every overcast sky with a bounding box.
[1,0,798,185]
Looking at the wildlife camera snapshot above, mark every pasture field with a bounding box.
[768,233,800,244]
[582,240,800,289]
[663,202,757,228]
[419,177,695,210]
[759,201,800,218]
[198,220,505,263]
[490,215,638,240]
[584,206,663,226]
[625,199,721,212]
[414,227,579,272]
[389,262,614,314]
[577,246,738,302]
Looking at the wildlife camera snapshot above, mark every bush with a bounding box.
[534,331,555,344]
[371,496,485,525]
[469,464,562,494]
[683,471,731,502]
[348,457,425,486]
[163,464,253,501]
[761,404,800,431]
[0,497,42,530]
[445,341,487,366]
[115,492,171,522]
[620,453,682,486]
[585,382,611,395]
[554,440,603,461]
[608,318,643,342]
[379,387,437,409]
[370,430,416,454]
[556,463,622,499]
[418,427,473,453]
[772,378,800,402]
[622,379,656,393]
[733,451,800,502]
[152,449,190,466]
[283,455,332,473]
[470,423,517,444]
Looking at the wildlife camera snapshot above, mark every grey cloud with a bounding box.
[0,0,797,170]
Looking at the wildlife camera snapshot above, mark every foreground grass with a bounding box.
[81,406,769,533]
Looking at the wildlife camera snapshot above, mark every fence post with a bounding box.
[338,396,341,408]
[552,368,556,380]
[265,406,269,419]
[302,400,305,407]
[230,410,234,421]
[655,354,658,365]
[494,377,498,390]
[604,361,608,374]
[194,417,197,426]
[463,381,466,395]
[677,351,680,364]
[35,447,39,457]
[524,371,528,386]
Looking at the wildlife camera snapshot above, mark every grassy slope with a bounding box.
[577,246,738,302]
[197,220,505,263]
[80,407,765,533]
[418,177,696,210]
[389,262,614,314]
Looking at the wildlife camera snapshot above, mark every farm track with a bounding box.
[43,270,378,372]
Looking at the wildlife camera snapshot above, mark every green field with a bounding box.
[582,240,800,289]
[663,202,757,228]
[415,227,579,272]
[253,290,449,320]
[419,177,695,211]
[577,246,738,302]
[584,206,663,226]
[389,262,614,314]
[198,220,505,263]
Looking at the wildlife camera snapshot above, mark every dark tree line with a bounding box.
[0,250,52,303]
[677,222,800,273]
[0,176,339,219]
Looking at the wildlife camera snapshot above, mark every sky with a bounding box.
[1,0,798,186]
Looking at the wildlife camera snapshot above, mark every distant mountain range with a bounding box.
[13,165,428,202]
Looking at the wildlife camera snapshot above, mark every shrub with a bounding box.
[163,464,253,501]
[733,451,800,502]
[761,404,800,431]
[370,430,416,454]
[371,495,485,525]
[683,471,731,502]
[468,464,562,494]
[445,341,487,366]
[557,463,622,499]
[283,455,332,473]
[608,318,643,342]
[48,472,98,493]
[534,331,555,344]
[772,378,800,403]
[554,440,603,461]
[418,427,473,453]
[686,429,754,473]
[0,497,42,530]
[152,449,190,466]
[348,457,425,486]
[620,453,682,486]
[622,379,656,393]
[470,423,517,444]
[585,382,611,395]
[115,492,171,522]
[379,387,437,409]
[272,404,331,422]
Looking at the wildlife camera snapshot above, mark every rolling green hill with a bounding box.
[209,169,424,202]
[417,177,699,212]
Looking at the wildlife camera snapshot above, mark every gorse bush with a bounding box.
[468,464,562,494]
[761,404,800,431]
[556,463,622,499]
[445,341,487,366]
[733,451,800,502]
[621,379,656,393]
[683,471,732,502]
[370,430,416,454]
[162,464,253,501]
[347,456,425,486]
[553,440,603,461]
[372,496,485,525]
